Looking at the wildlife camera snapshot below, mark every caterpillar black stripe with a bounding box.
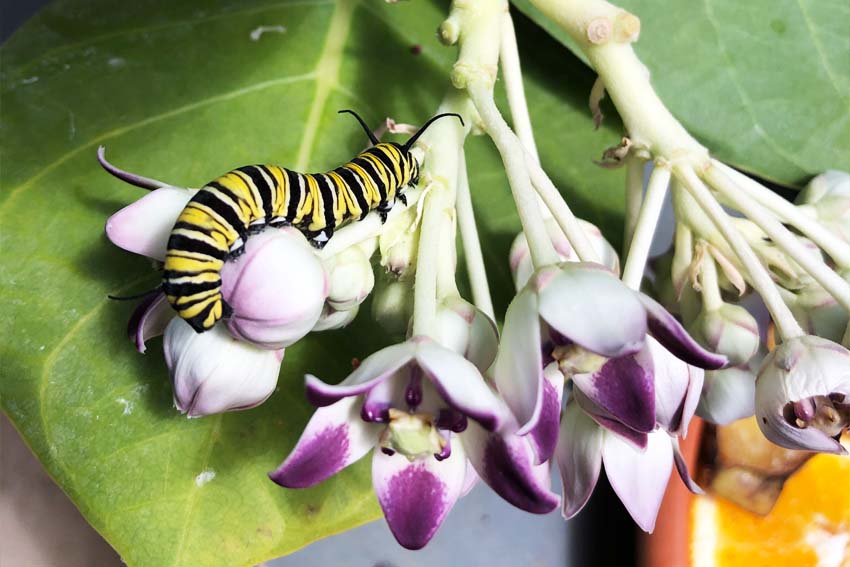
[162,110,463,332]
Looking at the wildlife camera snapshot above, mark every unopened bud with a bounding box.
[433,296,499,372]
[221,228,327,349]
[689,303,760,365]
[379,205,420,278]
[324,245,375,311]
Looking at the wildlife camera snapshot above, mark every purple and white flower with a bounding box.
[270,327,559,549]
[555,337,705,532]
[755,335,850,454]
[493,262,727,441]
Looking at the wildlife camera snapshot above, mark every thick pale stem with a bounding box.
[623,154,645,254]
[452,0,558,268]
[524,151,600,263]
[468,86,559,268]
[528,0,707,166]
[499,13,540,164]
[436,210,460,300]
[407,91,470,337]
[456,149,495,319]
[704,164,850,313]
[700,252,723,311]
[712,161,850,268]
[676,166,804,340]
[621,165,670,289]
[413,189,449,338]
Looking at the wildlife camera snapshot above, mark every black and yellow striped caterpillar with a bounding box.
[160,110,462,333]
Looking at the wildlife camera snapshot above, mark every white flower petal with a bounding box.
[105,187,194,261]
[602,428,673,533]
[164,318,282,416]
[493,288,543,433]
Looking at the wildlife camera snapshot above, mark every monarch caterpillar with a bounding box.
[158,110,463,333]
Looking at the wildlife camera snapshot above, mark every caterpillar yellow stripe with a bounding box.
[162,110,463,333]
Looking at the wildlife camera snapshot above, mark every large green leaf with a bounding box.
[0,1,622,565]
[513,0,850,188]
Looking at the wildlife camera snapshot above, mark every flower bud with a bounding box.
[755,335,850,454]
[380,205,420,278]
[372,276,414,336]
[164,317,283,417]
[324,245,375,311]
[688,303,760,365]
[697,366,756,425]
[795,170,850,244]
[510,218,618,290]
[790,277,850,343]
[433,296,499,372]
[313,304,359,332]
[221,228,327,350]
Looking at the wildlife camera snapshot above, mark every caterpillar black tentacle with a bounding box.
[159,110,463,333]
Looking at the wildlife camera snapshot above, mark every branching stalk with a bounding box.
[711,161,850,269]
[524,151,600,263]
[499,13,540,164]
[704,164,850,313]
[676,167,804,340]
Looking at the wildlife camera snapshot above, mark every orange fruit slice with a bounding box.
[691,447,850,567]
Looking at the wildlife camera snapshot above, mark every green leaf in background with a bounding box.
[513,0,850,188]
[0,1,622,565]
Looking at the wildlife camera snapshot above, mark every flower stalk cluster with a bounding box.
[100,0,849,550]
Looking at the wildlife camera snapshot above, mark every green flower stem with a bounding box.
[623,154,645,254]
[703,164,850,313]
[699,251,724,311]
[410,94,470,338]
[499,12,540,164]
[524,151,600,263]
[456,148,495,319]
[676,166,804,340]
[671,219,694,293]
[712,161,850,269]
[412,187,448,338]
[621,164,670,289]
[452,0,559,270]
[527,0,708,167]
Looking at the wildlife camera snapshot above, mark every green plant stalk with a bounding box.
[677,167,804,340]
[456,148,496,319]
[704,163,850,313]
[712,160,850,269]
[621,164,670,289]
[451,0,559,270]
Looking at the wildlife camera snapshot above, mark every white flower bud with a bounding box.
[164,318,283,417]
[688,303,760,365]
[324,245,375,311]
[313,304,360,332]
[697,366,756,425]
[510,218,618,291]
[221,228,327,350]
[790,277,850,343]
[380,205,420,278]
[795,170,850,244]
[433,296,499,372]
